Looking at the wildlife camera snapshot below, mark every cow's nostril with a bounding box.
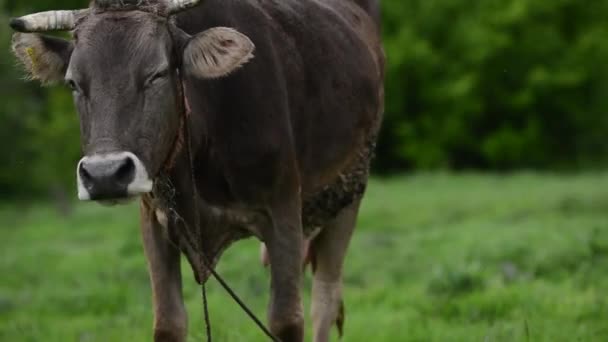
[115,157,135,184]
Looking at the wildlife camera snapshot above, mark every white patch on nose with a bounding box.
[76,158,90,200]
[76,151,153,201]
[124,152,154,195]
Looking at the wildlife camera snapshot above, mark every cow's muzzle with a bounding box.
[76,152,153,201]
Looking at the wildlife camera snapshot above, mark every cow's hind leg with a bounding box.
[310,199,360,342]
[140,201,187,342]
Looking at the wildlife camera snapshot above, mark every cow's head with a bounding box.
[10,0,254,202]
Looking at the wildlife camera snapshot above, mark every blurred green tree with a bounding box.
[0,0,84,199]
[379,0,608,171]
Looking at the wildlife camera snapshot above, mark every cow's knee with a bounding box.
[270,313,304,342]
[153,308,187,342]
[276,322,304,342]
[154,326,187,342]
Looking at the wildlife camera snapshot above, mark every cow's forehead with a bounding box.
[75,10,166,44]
[93,0,167,13]
[72,11,170,61]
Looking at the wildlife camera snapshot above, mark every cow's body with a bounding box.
[10,0,383,341]
[156,0,383,272]
[173,0,383,213]
[149,2,383,340]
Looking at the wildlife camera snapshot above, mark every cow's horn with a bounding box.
[9,9,88,33]
[167,0,201,14]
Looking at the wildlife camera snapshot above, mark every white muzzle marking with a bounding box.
[76,151,153,201]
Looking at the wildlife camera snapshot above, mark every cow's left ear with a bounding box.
[182,27,254,79]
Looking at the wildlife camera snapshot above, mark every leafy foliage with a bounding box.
[1,0,84,198]
[378,0,608,170]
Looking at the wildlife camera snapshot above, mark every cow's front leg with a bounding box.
[263,198,305,342]
[140,201,187,342]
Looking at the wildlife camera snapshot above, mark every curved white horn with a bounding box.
[9,9,88,33]
[167,0,201,14]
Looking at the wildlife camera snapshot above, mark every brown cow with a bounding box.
[9,0,384,340]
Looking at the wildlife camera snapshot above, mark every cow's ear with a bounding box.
[183,27,254,79]
[11,33,73,85]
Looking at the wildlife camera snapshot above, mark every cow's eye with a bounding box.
[146,70,169,87]
[65,79,79,92]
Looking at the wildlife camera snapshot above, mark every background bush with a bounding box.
[379,0,608,171]
[1,0,608,197]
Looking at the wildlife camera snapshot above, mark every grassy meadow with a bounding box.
[1,173,608,341]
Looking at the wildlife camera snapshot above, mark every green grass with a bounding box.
[2,172,608,341]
